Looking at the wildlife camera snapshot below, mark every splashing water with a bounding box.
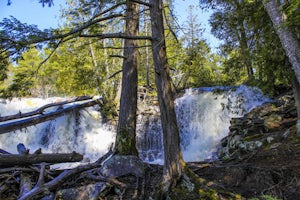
[0,85,270,166]
[0,98,116,168]
[137,85,271,163]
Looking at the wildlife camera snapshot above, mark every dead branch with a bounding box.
[0,96,93,122]
[0,152,83,167]
[0,98,102,134]
[35,163,47,188]
[0,149,11,154]
[87,174,127,188]
[18,150,113,200]
[79,32,152,40]
[19,173,33,198]
[108,70,123,79]
[109,54,127,59]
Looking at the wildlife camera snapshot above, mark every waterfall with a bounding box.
[0,85,270,167]
[136,85,271,163]
[0,98,116,168]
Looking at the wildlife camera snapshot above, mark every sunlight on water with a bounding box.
[0,85,271,167]
[137,85,271,163]
[176,85,271,162]
[0,98,116,168]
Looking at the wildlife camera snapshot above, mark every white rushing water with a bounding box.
[0,85,270,166]
[0,98,116,168]
[137,85,271,163]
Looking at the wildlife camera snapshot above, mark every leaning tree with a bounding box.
[263,0,300,135]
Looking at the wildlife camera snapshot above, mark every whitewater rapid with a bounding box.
[0,85,271,166]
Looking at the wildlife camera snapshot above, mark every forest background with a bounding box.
[0,0,299,119]
[0,1,300,198]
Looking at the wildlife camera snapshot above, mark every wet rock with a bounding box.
[99,155,145,179]
[217,92,298,161]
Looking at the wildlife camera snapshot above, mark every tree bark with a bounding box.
[0,152,83,167]
[19,174,33,198]
[263,0,300,80]
[150,0,184,192]
[115,0,140,156]
[264,0,300,135]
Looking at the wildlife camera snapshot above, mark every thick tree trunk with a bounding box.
[115,0,139,156]
[150,0,184,192]
[264,0,300,135]
[263,0,300,80]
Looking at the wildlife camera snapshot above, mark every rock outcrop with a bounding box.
[194,90,300,199]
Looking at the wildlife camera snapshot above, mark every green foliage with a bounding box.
[200,0,299,95]
[0,16,53,60]
[3,0,299,103]
[0,53,8,82]
[7,48,42,97]
[283,0,300,36]
[165,5,223,90]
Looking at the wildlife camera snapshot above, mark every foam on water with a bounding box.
[0,98,116,168]
[137,85,271,163]
[0,85,271,167]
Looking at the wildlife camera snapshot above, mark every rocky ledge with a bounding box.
[191,90,300,199]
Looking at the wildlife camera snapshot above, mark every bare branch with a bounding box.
[110,55,127,59]
[79,32,152,40]
[108,70,123,79]
[1,13,125,47]
[35,36,76,74]
[93,1,127,19]
[163,6,178,42]
[101,44,152,49]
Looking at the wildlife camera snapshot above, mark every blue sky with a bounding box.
[0,0,65,29]
[0,0,220,49]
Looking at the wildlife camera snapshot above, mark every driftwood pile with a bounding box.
[0,96,128,199]
[0,144,122,199]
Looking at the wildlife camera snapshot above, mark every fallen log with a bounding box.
[18,149,113,200]
[0,96,93,122]
[0,152,83,167]
[19,173,33,198]
[0,98,102,134]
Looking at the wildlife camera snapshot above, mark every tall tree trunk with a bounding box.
[115,0,139,155]
[234,0,253,78]
[239,23,253,78]
[264,0,300,135]
[150,0,184,192]
[263,0,300,80]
